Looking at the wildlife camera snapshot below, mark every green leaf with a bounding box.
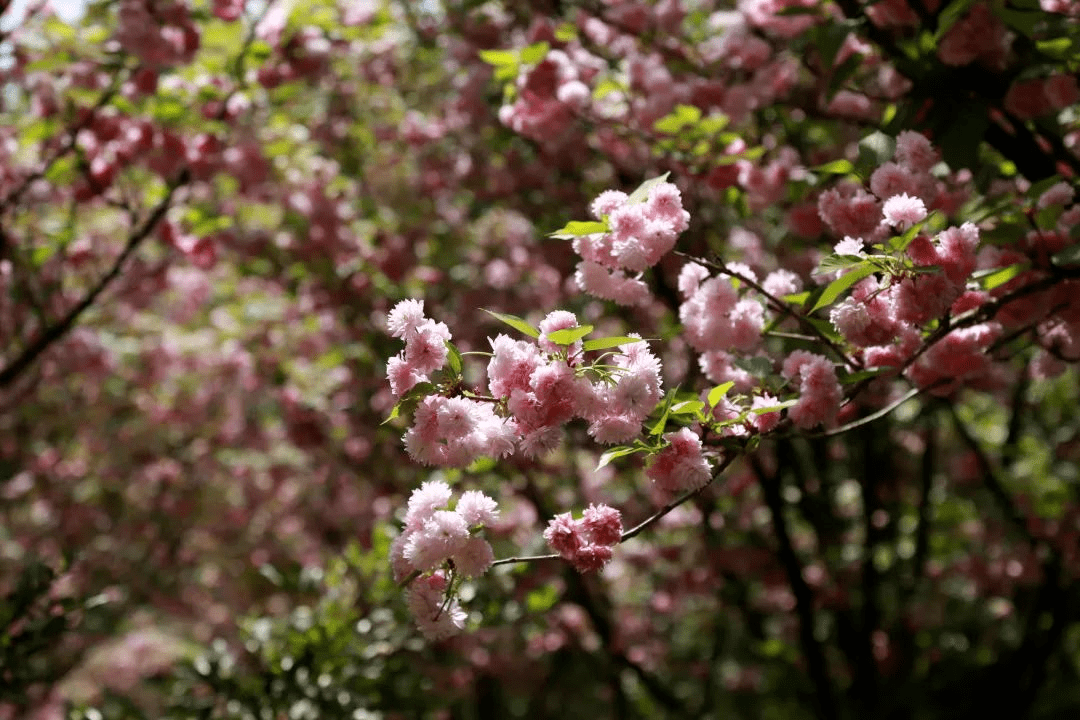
[546,325,594,345]
[519,42,550,65]
[813,159,855,175]
[593,78,624,99]
[889,220,925,253]
[1036,204,1064,230]
[670,400,705,416]
[596,445,647,470]
[549,220,608,239]
[381,382,435,425]
[937,98,990,171]
[933,0,977,41]
[483,309,539,338]
[653,104,702,134]
[649,386,680,435]
[815,254,868,274]
[733,356,775,377]
[995,6,1041,37]
[583,335,644,352]
[445,341,463,375]
[811,264,876,313]
[751,399,798,414]
[626,173,671,204]
[857,131,896,174]
[478,48,518,66]
[707,381,735,408]
[1051,245,1080,268]
[554,23,577,42]
[784,291,811,306]
[840,368,894,385]
[975,262,1028,288]
[526,584,560,613]
[1035,36,1072,59]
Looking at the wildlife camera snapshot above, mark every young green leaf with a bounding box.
[626,173,671,204]
[519,41,550,65]
[975,262,1028,288]
[750,399,798,414]
[445,341,463,376]
[810,264,876,313]
[596,445,647,471]
[857,131,896,174]
[815,254,869,274]
[813,159,855,175]
[583,335,645,352]
[478,48,518,66]
[648,385,680,435]
[670,400,705,416]
[549,220,608,239]
[707,381,735,408]
[483,309,540,338]
[546,325,594,345]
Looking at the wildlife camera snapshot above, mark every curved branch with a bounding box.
[0,170,189,389]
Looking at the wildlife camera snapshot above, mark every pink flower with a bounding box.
[870,162,933,203]
[452,536,496,578]
[782,351,842,428]
[487,334,542,399]
[882,193,927,229]
[612,367,661,417]
[404,510,471,572]
[543,512,582,557]
[581,504,623,545]
[387,356,425,397]
[1037,181,1075,209]
[678,261,711,297]
[751,394,782,433]
[574,261,652,306]
[456,490,500,526]
[403,320,451,374]
[895,131,938,174]
[404,480,453,530]
[937,5,1010,69]
[587,413,642,444]
[407,572,466,640]
[387,299,426,338]
[646,181,690,233]
[762,269,802,298]
[538,310,583,355]
[569,544,614,573]
[936,223,980,285]
[591,190,628,219]
[646,428,712,494]
[545,505,623,573]
[818,185,883,240]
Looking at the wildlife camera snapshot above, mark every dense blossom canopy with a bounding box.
[1,0,1080,719]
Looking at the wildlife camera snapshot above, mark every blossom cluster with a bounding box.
[390,481,499,639]
[386,302,666,465]
[645,427,713,494]
[813,133,1008,394]
[543,504,623,573]
[573,180,691,305]
[488,319,663,452]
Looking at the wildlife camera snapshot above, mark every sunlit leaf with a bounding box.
[483,310,539,338]
[546,325,593,345]
[707,382,735,408]
[810,264,877,313]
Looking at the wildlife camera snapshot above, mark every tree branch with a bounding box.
[0,170,189,389]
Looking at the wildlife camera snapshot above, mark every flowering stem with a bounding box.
[683,252,861,371]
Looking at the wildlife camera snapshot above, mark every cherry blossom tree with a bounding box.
[1,0,1079,718]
